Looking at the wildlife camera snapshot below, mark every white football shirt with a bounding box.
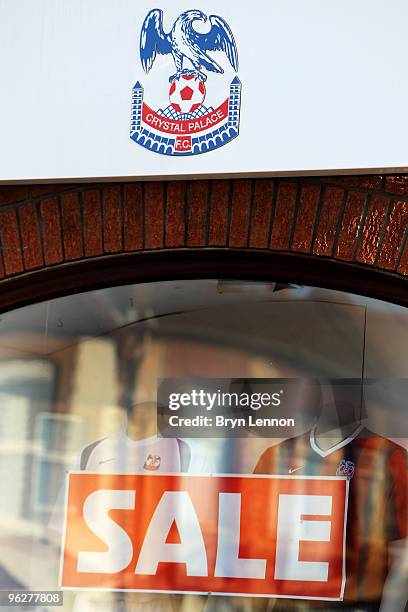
[49,431,212,612]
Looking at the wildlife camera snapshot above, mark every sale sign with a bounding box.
[60,473,349,601]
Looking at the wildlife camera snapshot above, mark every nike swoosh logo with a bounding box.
[288,466,303,474]
[99,458,115,465]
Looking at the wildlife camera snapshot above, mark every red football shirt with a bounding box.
[254,426,408,608]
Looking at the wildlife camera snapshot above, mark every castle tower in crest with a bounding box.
[131,82,143,136]
[228,77,242,130]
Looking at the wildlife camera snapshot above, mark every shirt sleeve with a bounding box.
[387,445,408,542]
[47,452,82,534]
[47,436,108,533]
[253,445,277,474]
[188,444,216,474]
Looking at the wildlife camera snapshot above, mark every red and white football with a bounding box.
[169,74,206,114]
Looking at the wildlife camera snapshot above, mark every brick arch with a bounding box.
[0,174,408,311]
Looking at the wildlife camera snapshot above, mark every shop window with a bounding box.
[0,280,407,611]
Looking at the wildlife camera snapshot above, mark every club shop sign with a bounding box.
[60,473,349,601]
[131,9,241,156]
[2,0,408,181]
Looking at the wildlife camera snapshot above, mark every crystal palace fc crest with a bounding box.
[130,8,241,156]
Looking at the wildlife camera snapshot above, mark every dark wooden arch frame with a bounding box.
[0,249,408,314]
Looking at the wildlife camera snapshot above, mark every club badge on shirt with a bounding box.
[336,460,355,480]
[144,454,161,471]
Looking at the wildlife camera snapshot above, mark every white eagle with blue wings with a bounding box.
[140,8,239,82]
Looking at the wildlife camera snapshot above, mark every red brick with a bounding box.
[60,192,83,261]
[321,175,383,191]
[0,209,24,275]
[229,179,252,247]
[187,181,208,247]
[208,180,230,246]
[0,187,29,206]
[249,180,273,249]
[398,240,408,276]
[1,175,407,288]
[40,197,63,265]
[384,175,408,196]
[124,183,143,251]
[291,184,321,253]
[82,190,103,257]
[335,191,367,261]
[356,195,389,265]
[313,187,344,257]
[166,181,185,248]
[270,182,297,250]
[102,186,122,253]
[31,184,79,198]
[18,203,43,270]
[377,201,408,270]
[145,182,164,249]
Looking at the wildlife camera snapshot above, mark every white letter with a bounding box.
[206,393,217,411]
[135,491,207,576]
[215,493,266,579]
[77,489,135,574]
[272,392,282,406]
[168,393,180,410]
[275,494,332,582]
[180,393,190,407]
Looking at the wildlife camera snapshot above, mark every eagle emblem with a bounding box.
[144,454,161,471]
[336,460,355,480]
[130,8,242,157]
[140,9,238,83]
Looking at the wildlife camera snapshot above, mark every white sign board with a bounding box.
[0,0,408,182]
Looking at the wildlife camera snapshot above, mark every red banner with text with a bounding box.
[142,100,229,135]
[60,473,348,601]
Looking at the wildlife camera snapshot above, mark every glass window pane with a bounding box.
[0,281,406,611]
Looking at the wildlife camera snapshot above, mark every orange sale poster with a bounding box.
[60,473,349,601]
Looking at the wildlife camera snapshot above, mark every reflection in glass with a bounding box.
[0,281,405,611]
